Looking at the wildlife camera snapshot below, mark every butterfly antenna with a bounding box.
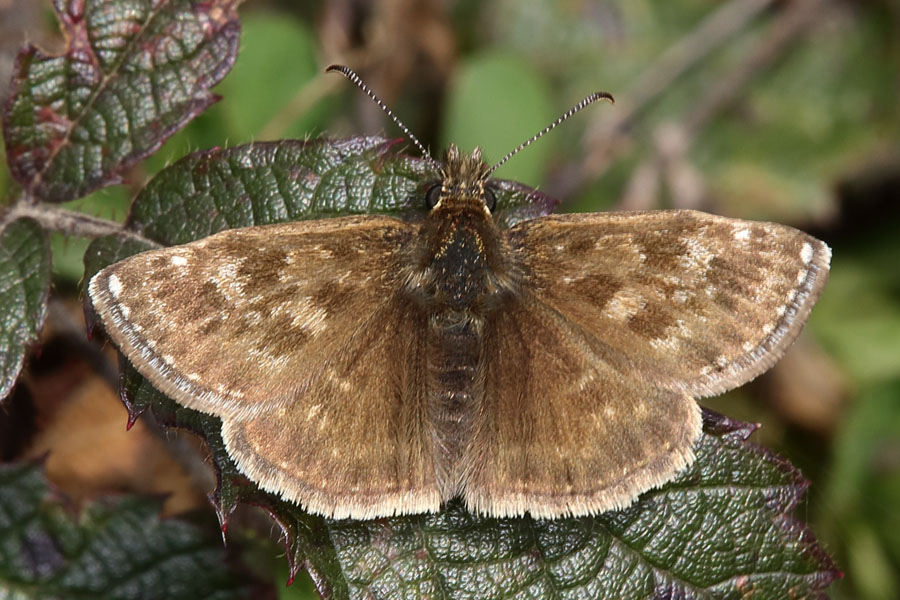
[486,91,615,176]
[326,64,441,171]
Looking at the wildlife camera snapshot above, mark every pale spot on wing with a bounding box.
[742,341,756,352]
[171,255,188,266]
[801,242,814,265]
[291,297,329,335]
[605,289,645,321]
[108,274,122,299]
[119,304,131,318]
[649,319,689,351]
[572,370,595,392]
[762,322,775,336]
[310,244,334,259]
[324,367,352,393]
[681,237,715,271]
[215,383,244,399]
[306,404,322,421]
[187,373,201,381]
[733,227,751,241]
[162,354,175,365]
[715,355,729,368]
[213,261,245,301]
[796,268,808,285]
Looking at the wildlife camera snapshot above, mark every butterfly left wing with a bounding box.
[504,209,830,398]
[89,216,442,518]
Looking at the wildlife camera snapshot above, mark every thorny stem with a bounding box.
[2,199,156,246]
[557,0,829,200]
[612,0,829,212]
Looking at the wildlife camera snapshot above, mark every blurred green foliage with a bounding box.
[2,0,898,598]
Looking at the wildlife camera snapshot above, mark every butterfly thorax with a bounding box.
[404,146,517,314]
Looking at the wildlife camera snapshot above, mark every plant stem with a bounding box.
[4,200,157,246]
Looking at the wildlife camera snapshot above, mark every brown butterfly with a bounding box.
[88,66,830,520]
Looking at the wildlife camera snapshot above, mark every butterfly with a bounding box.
[87,66,830,520]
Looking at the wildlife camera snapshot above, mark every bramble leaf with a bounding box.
[0,461,266,599]
[121,137,558,247]
[0,218,50,400]
[2,0,240,203]
[114,369,842,600]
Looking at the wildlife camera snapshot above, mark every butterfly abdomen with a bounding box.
[427,312,482,497]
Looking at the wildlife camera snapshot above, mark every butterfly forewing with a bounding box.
[506,210,831,398]
[89,216,442,517]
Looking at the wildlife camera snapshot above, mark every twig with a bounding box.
[568,0,829,204]
[682,0,828,139]
[4,202,157,246]
[572,0,777,190]
[600,0,776,139]
[258,70,345,141]
[612,0,829,212]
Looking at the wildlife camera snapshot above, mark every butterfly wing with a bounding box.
[461,209,829,518]
[89,216,440,518]
[462,293,701,518]
[505,209,831,398]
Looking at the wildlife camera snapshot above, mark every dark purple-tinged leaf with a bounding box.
[0,461,270,599]
[125,137,558,245]
[0,218,50,400]
[109,365,841,600]
[2,0,240,204]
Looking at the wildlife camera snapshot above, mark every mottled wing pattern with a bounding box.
[463,294,701,518]
[506,210,831,398]
[222,294,437,518]
[89,216,440,517]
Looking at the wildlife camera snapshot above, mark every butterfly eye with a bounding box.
[484,187,497,212]
[426,184,442,209]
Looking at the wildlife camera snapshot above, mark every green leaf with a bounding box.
[2,0,241,204]
[0,461,266,599]
[0,218,50,400]
[212,12,322,141]
[122,137,557,246]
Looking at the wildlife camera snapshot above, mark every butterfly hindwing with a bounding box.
[221,294,439,518]
[462,293,701,518]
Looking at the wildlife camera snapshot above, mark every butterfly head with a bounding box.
[426,145,495,216]
[407,145,513,312]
